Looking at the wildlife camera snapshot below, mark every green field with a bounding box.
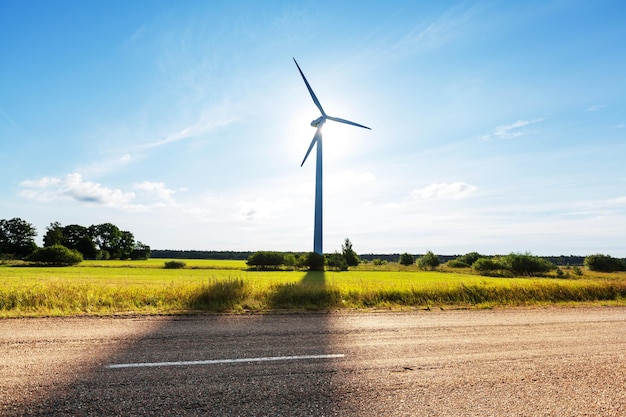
[1,259,625,317]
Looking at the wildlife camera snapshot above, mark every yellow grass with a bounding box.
[1,260,625,317]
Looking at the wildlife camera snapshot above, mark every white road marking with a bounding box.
[107,353,345,369]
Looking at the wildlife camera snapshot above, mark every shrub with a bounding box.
[96,250,110,261]
[447,259,469,268]
[584,254,626,272]
[302,252,325,271]
[456,252,483,267]
[164,260,186,269]
[472,257,503,275]
[326,252,348,271]
[26,245,83,266]
[416,251,440,270]
[372,258,387,266]
[500,253,555,276]
[398,253,414,266]
[246,251,284,270]
[283,254,297,270]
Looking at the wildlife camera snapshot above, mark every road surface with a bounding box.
[1,307,625,416]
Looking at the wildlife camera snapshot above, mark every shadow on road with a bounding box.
[8,270,357,416]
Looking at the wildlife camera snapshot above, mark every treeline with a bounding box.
[360,253,587,266]
[151,250,254,260]
[0,217,150,262]
[154,250,608,269]
[448,252,626,275]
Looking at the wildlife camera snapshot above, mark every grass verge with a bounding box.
[1,262,625,317]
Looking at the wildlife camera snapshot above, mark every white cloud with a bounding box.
[410,181,477,200]
[134,181,175,202]
[482,118,544,141]
[20,173,136,208]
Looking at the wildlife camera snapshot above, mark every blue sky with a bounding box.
[1,0,625,256]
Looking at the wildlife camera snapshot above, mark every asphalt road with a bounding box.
[1,307,625,416]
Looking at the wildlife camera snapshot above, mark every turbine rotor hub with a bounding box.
[311,116,325,127]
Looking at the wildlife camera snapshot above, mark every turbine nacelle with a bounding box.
[311,116,325,127]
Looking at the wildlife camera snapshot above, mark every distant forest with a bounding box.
[151,250,589,266]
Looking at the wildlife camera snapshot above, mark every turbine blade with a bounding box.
[327,116,371,130]
[293,58,326,116]
[301,127,322,167]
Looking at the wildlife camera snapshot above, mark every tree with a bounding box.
[472,257,503,275]
[118,230,135,259]
[283,253,297,270]
[62,224,90,249]
[76,236,98,260]
[302,252,325,271]
[0,218,38,258]
[26,245,83,266]
[90,223,123,259]
[342,238,360,267]
[416,251,440,270]
[131,241,151,260]
[62,224,97,259]
[43,222,64,247]
[456,252,483,267]
[500,252,555,276]
[584,254,626,272]
[398,253,414,266]
[246,251,284,270]
[326,251,348,271]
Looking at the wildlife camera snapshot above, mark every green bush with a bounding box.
[164,260,186,269]
[472,257,503,275]
[416,251,440,270]
[26,245,83,266]
[447,259,469,268]
[302,252,325,271]
[326,252,348,271]
[398,253,414,266]
[500,253,555,276]
[456,252,483,267]
[584,254,626,272]
[246,251,284,270]
[283,254,297,270]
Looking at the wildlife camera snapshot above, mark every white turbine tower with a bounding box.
[294,58,371,255]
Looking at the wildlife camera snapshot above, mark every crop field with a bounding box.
[1,259,625,317]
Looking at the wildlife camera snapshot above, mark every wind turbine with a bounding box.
[294,58,371,255]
